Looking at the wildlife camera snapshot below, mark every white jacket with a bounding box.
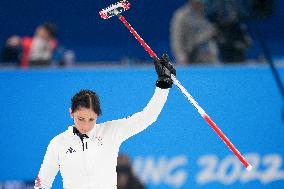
[35,87,169,189]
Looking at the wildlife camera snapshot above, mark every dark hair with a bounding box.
[41,22,57,38]
[71,89,102,116]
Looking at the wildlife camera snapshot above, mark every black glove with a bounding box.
[154,53,176,89]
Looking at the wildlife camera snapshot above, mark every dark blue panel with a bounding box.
[0,0,283,61]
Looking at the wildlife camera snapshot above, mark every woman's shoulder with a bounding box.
[49,126,74,144]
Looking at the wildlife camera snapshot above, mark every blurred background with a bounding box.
[0,0,283,188]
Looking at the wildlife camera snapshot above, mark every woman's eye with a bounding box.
[78,118,84,121]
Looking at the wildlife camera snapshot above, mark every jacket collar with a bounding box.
[73,127,89,142]
[67,125,98,140]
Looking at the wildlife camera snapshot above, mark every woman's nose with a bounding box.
[85,122,93,128]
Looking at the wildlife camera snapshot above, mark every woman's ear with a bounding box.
[69,108,73,118]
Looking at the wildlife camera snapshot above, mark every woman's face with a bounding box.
[35,26,50,41]
[70,107,98,134]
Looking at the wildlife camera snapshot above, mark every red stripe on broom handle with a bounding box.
[118,15,158,59]
[172,75,251,170]
[203,114,250,169]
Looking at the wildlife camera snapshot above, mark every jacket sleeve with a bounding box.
[109,87,169,143]
[34,138,60,189]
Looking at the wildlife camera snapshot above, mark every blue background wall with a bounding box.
[0,66,283,188]
[1,0,284,61]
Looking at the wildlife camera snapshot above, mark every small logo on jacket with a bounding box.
[95,136,103,146]
[66,147,76,154]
